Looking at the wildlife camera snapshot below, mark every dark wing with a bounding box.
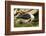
[16,14,31,19]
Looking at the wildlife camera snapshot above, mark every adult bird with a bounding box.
[14,9,38,24]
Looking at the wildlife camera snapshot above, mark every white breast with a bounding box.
[31,14,34,21]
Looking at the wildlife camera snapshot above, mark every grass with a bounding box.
[14,17,39,27]
[14,22,39,27]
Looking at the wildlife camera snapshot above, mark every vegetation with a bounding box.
[14,21,39,27]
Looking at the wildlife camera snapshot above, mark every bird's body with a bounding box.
[15,13,34,24]
[14,9,38,24]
